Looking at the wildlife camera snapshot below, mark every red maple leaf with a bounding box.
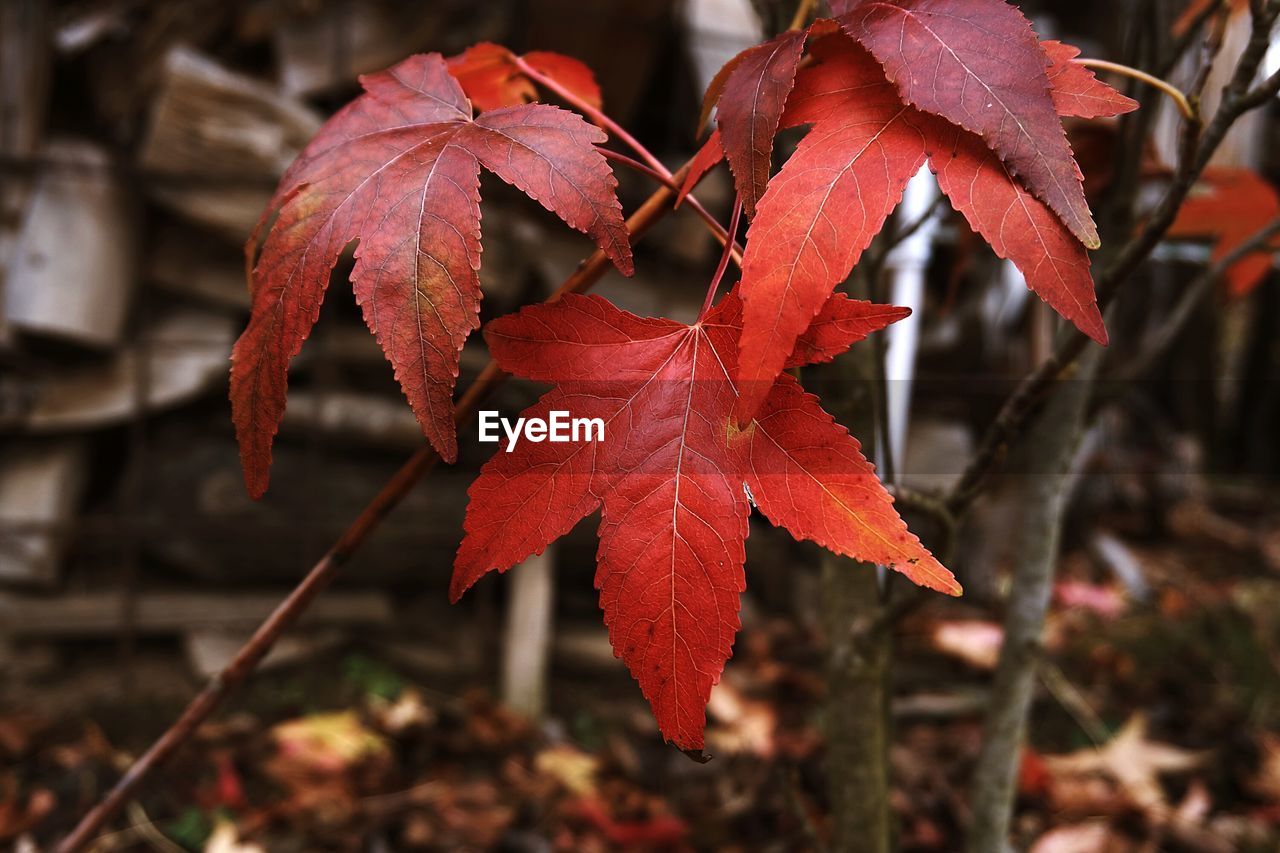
[706,28,808,215]
[446,42,603,112]
[695,21,858,216]
[832,0,1100,248]
[1167,166,1279,297]
[451,290,959,749]
[731,36,1126,422]
[230,53,632,498]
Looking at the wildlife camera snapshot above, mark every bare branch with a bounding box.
[1159,0,1228,77]
[945,0,1280,517]
[1108,215,1280,387]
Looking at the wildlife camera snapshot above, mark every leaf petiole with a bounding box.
[599,149,744,265]
[699,196,744,321]
[514,52,743,267]
[513,53,666,175]
[1073,57,1195,119]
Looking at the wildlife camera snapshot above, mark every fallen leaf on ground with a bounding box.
[369,688,436,736]
[1044,714,1206,819]
[1249,734,1280,803]
[706,681,778,757]
[271,711,387,774]
[931,620,1004,670]
[570,796,688,847]
[1055,581,1127,619]
[535,745,600,797]
[265,711,390,822]
[1030,821,1123,853]
[0,779,54,842]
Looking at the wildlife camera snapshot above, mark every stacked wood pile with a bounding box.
[0,0,708,706]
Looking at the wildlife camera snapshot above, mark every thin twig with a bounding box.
[1038,661,1110,746]
[1236,66,1280,111]
[889,482,960,569]
[890,485,958,541]
[1188,0,1232,102]
[1074,57,1196,119]
[858,192,947,304]
[1108,215,1280,386]
[55,160,702,853]
[1159,0,1227,77]
[849,586,926,654]
[598,148,677,191]
[881,193,947,260]
[788,0,818,31]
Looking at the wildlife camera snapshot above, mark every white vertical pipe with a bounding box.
[501,545,556,720]
[683,0,764,94]
[882,167,940,475]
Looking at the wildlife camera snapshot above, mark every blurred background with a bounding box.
[3,0,1280,850]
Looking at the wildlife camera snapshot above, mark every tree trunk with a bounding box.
[965,347,1102,853]
[822,555,892,852]
[814,334,893,852]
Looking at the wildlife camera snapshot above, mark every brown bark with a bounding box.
[965,347,1101,853]
[822,555,892,853]
[815,337,893,853]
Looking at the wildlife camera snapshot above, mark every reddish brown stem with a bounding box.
[599,148,673,191]
[514,54,665,176]
[599,149,744,265]
[699,195,743,320]
[513,53,742,268]
[56,161,695,853]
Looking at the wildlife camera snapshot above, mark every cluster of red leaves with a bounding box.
[230,0,1135,749]
[688,3,1135,421]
